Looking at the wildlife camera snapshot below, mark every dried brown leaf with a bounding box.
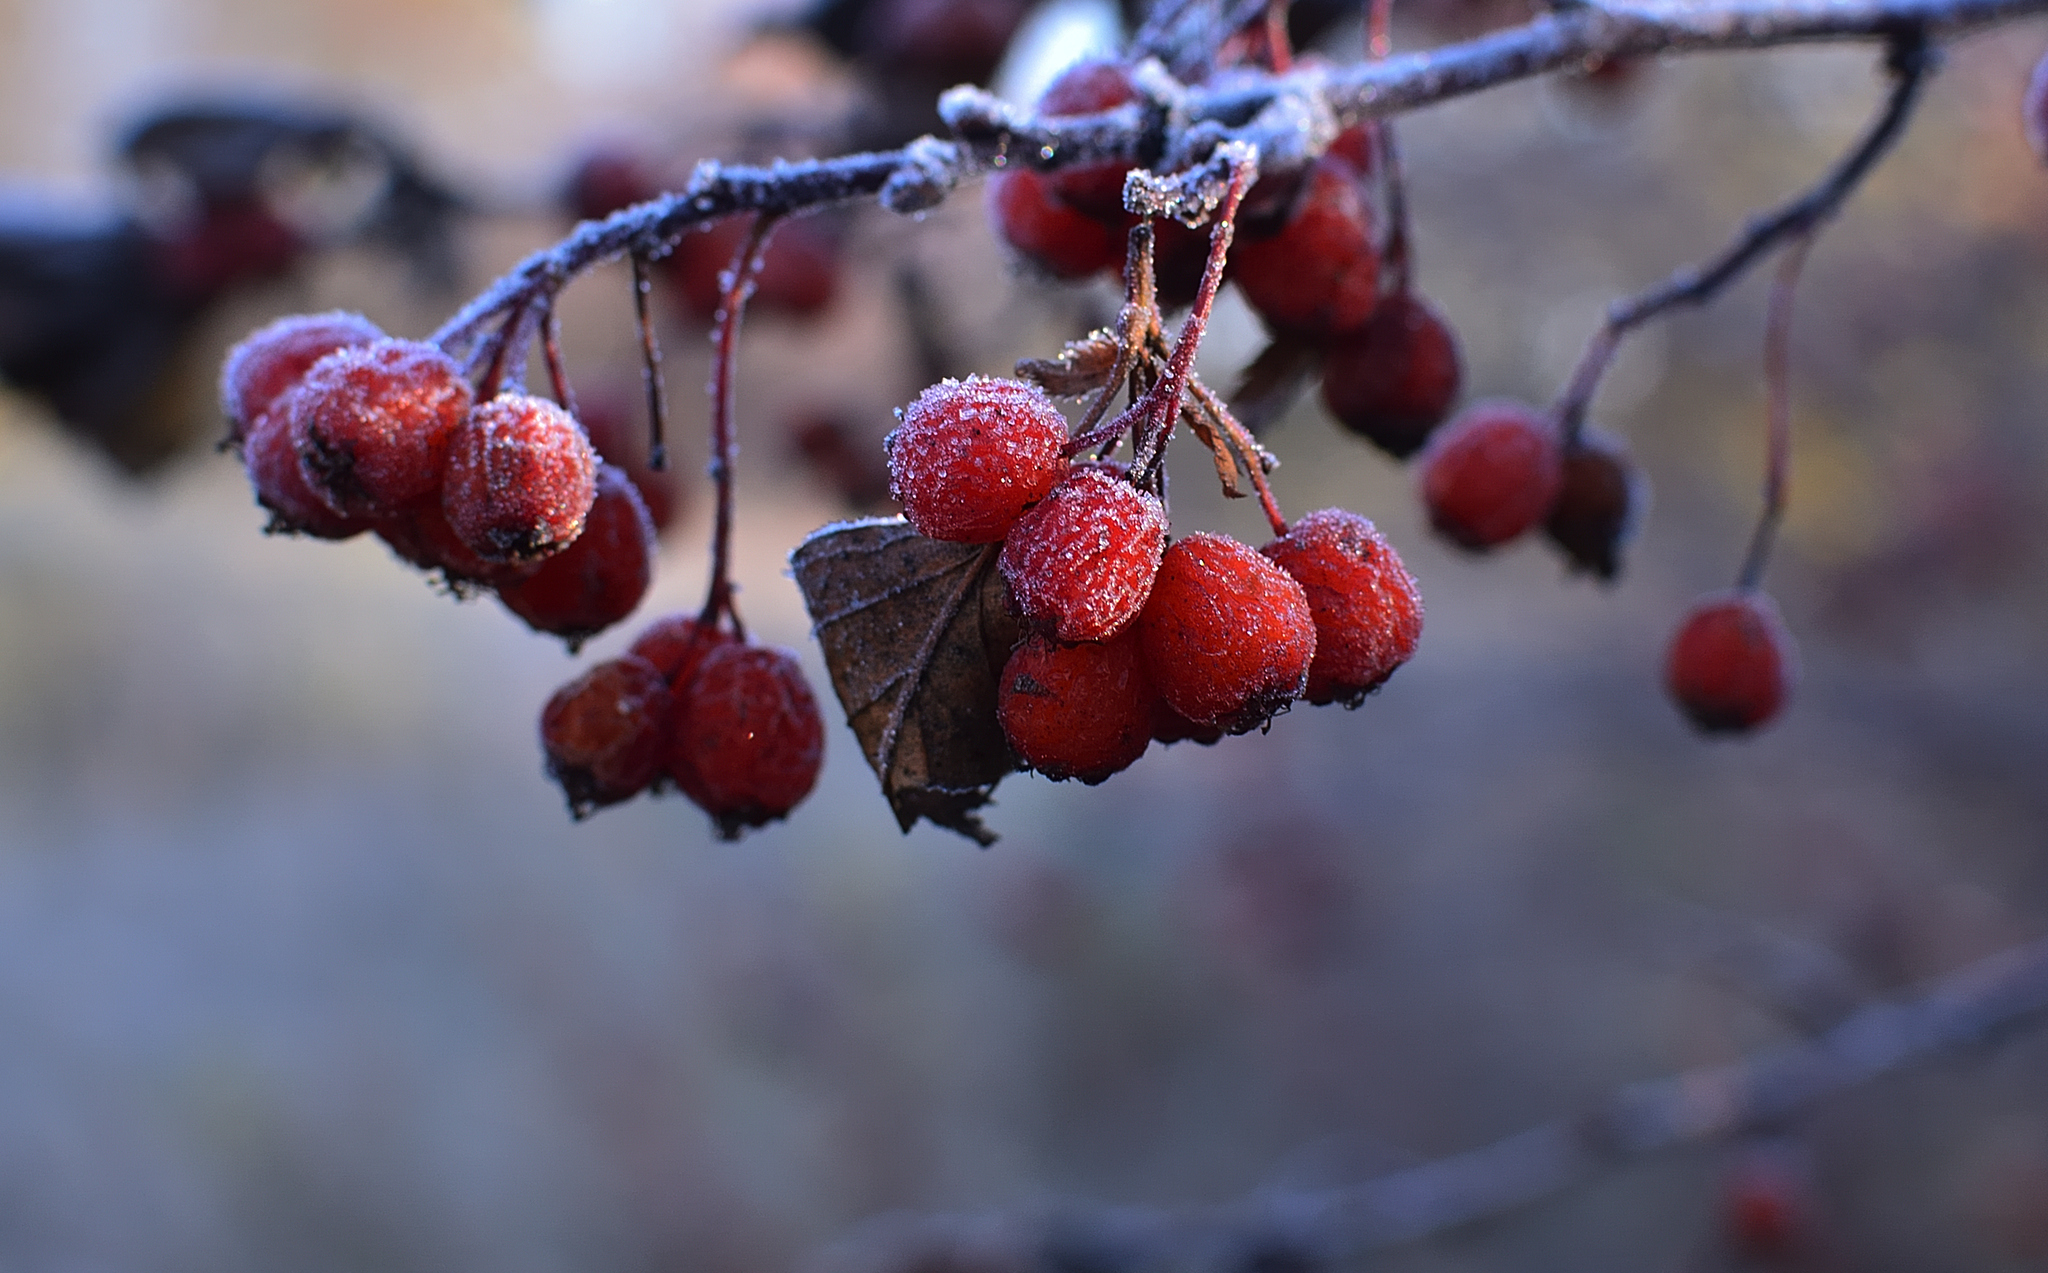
[790,517,1021,844]
[1016,330,1122,398]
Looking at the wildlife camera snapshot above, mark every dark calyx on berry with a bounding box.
[667,644,826,839]
[1320,294,1462,459]
[1137,532,1316,734]
[1665,589,1797,734]
[540,655,675,819]
[287,337,474,517]
[243,406,372,540]
[1262,509,1423,706]
[220,311,384,448]
[497,464,657,650]
[1418,399,1564,551]
[443,393,599,562]
[886,376,1071,543]
[998,631,1154,784]
[1544,426,1644,581]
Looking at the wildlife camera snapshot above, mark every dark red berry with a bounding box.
[497,464,656,648]
[866,0,1030,84]
[376,497,537,592]
[220,311,383,447]
[1137,533,1316,733]
[1325,123,1376,176]
[1000,467,1166,642]
[886,376,1072,543]
[1320,293,1462,458]
[671,212,842,321]
[1418,400,1564,550]
[628,612,738,689]
[1261,509,1423,706]
[243,406,372,540]
[1666,590,1796,734]
[998,631,1154,784]
[987,167,1122,280]
[540,655,674,818]
[286,338,474,517]
[562,145,660,223]
[1230,154,1379,336]
[443,393,599,562]
[667,644,826,838]
[1038,60,1141,219]
[1544,427,1645,580]
[788,413,896,512]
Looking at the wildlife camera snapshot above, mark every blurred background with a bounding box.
[3,0,2048,1269]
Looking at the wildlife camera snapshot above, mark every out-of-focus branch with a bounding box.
[816,933,2048,1272]
[434,0,2040,355]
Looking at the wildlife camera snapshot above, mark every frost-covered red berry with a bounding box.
[1666,590,1796,734]
[1418,400,1564,551]
[243,406,372,540]
[286,337,473,517]
[1230,154,1380,336]
[497,464,655,648]
[628,612,737,689]
[1261,509,1423,706]
[1544,427,1645,580]
[1137,533,1316,733]
[540,655,674,818]
[220,311,384,447]
[886,376,1072,543]
[1320,294,1462,459]
[443,393,599,562]
[1000,467,1166,642]
[667,644,825,838]
[987,167,1122,280]
[998,631,1154,784]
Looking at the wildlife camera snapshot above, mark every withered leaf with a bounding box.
[1229,334,1323,436]
[790,517,1021,845]
[1016,330,1122,398]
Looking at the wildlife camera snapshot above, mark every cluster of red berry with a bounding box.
[538,613,825,836]
[221,312,657,647]
[886,375,1422,785]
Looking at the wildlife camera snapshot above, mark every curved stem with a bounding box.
[1738,233,1812,590]
[698,214,782,640]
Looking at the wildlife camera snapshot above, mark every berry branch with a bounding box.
[824,932,2048,1270]
[701,214,782,638]
[1737,232,1813,591]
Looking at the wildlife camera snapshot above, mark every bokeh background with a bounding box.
[3,0,2048,1269]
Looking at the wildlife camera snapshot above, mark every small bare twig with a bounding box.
[699,214,780,639]
[630,254,669,471]
[1738,232,1812,589]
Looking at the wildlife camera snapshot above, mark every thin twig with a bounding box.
[631,254,669,472]
[699,214,781,640]
[1738,232,1812,589]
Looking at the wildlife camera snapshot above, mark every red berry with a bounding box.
[987,167,1122,280]
[242,406,372,540]
[1418,400,1564,551]
[628,612,738,689]
[1038,60,1141,219]
[443,393,599,562]
[886,376,1072,543]
[788,413,896,512]
[376,496,537,592]
[220,311,383,447]
[671,212,842,321]
[1230,155,1379,336]
[1325,123,1376,176]
[1261,509,1423,706]
[286,338,474,517]
[1000,467,1166,642]
[997,631,1154,784]
[561,145,660,223]
[1320,293,1462,458]
[1137,533,1316,733]
[497,464,656,649]
[1543,427,1645,580]
[540,656,674,819]
[667,644,826,838]
[1665,590,1796,734]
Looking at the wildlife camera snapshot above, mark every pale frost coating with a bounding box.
[286,338,472,516]
[443,394,598,561]
[1001,467,1167,641]
[885,376,1071,543]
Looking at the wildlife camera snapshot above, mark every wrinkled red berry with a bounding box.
[1038,60,1141,219]
[443,393,599,562]
[1230,155,1379,336]
[1320,293,1462,458]
[540,655,674,818]
[1666,590,1796,734]
[1262,509,1423,706]
[497,464,655,648]
[1000,467,1166,642]
[1137,533,1316,733]
[243,406,371,540]
[1418,400,1564,550]
[998,632,1154,783]
[886,376,1072,543]
[988,167,1123,280]
[628,612,739,689]
[1544,427,1645,580]
[220,311,384,447]
[667,644,826,838]
[286,338,474,517]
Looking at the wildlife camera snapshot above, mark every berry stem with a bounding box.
[1737,233,1812,591]
[1368,0,1394,60]
[1063,223,1164,461]
[631,253,670,472]
[1551,27,1928,447]
[541,308,579,420]
[699,213,781,641]
[1263,0,1294,72]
